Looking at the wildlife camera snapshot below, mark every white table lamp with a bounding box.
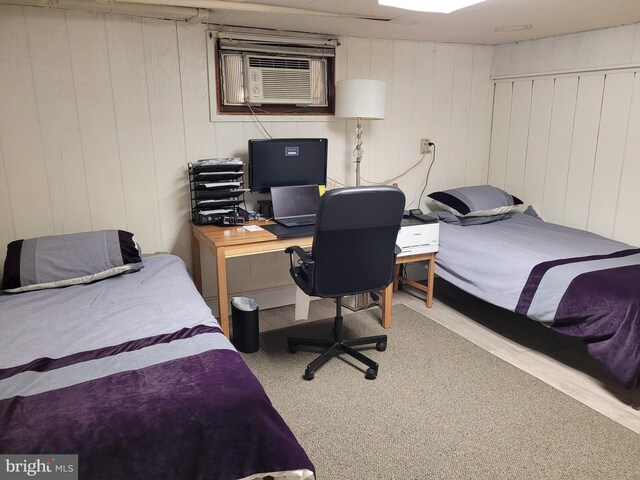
[336,79,386,186]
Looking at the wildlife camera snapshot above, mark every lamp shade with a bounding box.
[335,79,386,119]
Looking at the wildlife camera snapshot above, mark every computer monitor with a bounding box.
[248,138,328,193]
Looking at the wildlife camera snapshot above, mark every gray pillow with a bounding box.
[428,185,525,217]
[1,230,142,293]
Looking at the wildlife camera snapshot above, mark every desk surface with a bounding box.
[192,220,313,258]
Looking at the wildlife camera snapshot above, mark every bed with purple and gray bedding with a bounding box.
[0,254,314,480]
[432,211,640,404]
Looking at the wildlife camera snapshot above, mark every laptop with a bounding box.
[271,185,320,227]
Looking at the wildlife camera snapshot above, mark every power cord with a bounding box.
[246,104,273,139]
[359,154,427,185]
[326,176,348,188]
[411,142,436,209]
[359,142,436,210]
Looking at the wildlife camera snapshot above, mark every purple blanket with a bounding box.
[0,325,314,479]
[515,249,640,389]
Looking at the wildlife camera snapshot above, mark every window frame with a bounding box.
[209,31,336,117]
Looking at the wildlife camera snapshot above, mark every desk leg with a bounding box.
[381,282,393,328]
[426,254,435,308]
[215,246,230,338]
[393,264,401,292]
[191,233,202,294]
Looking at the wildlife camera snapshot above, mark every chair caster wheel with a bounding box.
[288,345,297,354]
[376,341,387,352]
[365,368,377,380]
[303,370,315,381]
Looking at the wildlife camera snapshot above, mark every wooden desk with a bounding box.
[190,221,393,337]
[394,252,436,308]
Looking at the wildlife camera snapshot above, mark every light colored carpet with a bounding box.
[241,304,640,480]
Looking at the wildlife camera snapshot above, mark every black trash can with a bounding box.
[231,302,260,353]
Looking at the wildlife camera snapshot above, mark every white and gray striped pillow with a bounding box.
[428,185,525,217]
[2,230,142,293]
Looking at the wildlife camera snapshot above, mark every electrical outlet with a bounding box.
[420,138,431,154]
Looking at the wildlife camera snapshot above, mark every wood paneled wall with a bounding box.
[341,38,493,205]
[489,23,640,246]
[0,5,493,303]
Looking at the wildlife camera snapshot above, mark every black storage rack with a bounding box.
[188,158,246,226]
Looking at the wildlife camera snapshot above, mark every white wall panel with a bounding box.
[493,23,640,78]
[593,25,636,69]
[387,40,416,188]
[0,142,15,252]
[177,23,219,161]
[367,38,393,186]
[522,78,554,212]
[487,82,512,188]
[105,15,163,254]
[408,40,436,207]
[141,18,190,262]
[429,43,455,194]
[465,45,493,186]
[614,73,640,244]
[448,44,474,189]
[0,5,54,239]
[633,24,640,64]
[541,77,577,224]
[490,22,640,247]
[213,122,251,162]
[504,80,532,199]
[66,10,128,231]
[587,73,634,237]
[563,75,604,229]
[24,7,92,235]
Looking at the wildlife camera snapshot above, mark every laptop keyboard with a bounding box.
[279,215,316,226]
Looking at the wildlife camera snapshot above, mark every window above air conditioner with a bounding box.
[210,31,336,115]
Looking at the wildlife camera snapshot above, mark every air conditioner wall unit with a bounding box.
[244,55,314,105]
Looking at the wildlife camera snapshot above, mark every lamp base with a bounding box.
[354,117,363,187]
[341,292,379,312]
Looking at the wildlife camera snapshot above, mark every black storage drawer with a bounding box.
[189,159,246,225]
[194,171,244,181]
[194,189,245,200]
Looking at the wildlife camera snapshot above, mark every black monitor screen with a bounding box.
[249,138,328,193]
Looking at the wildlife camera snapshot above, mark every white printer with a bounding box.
[396,217,439,257]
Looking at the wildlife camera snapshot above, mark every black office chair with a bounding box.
[285,186,405,380]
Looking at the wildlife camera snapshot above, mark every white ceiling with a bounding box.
[206,0,640,45]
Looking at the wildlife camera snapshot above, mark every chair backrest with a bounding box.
[309,186,405,297]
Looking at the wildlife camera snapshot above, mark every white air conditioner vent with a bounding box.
[248,57,310,70]
[244,55,313,105]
